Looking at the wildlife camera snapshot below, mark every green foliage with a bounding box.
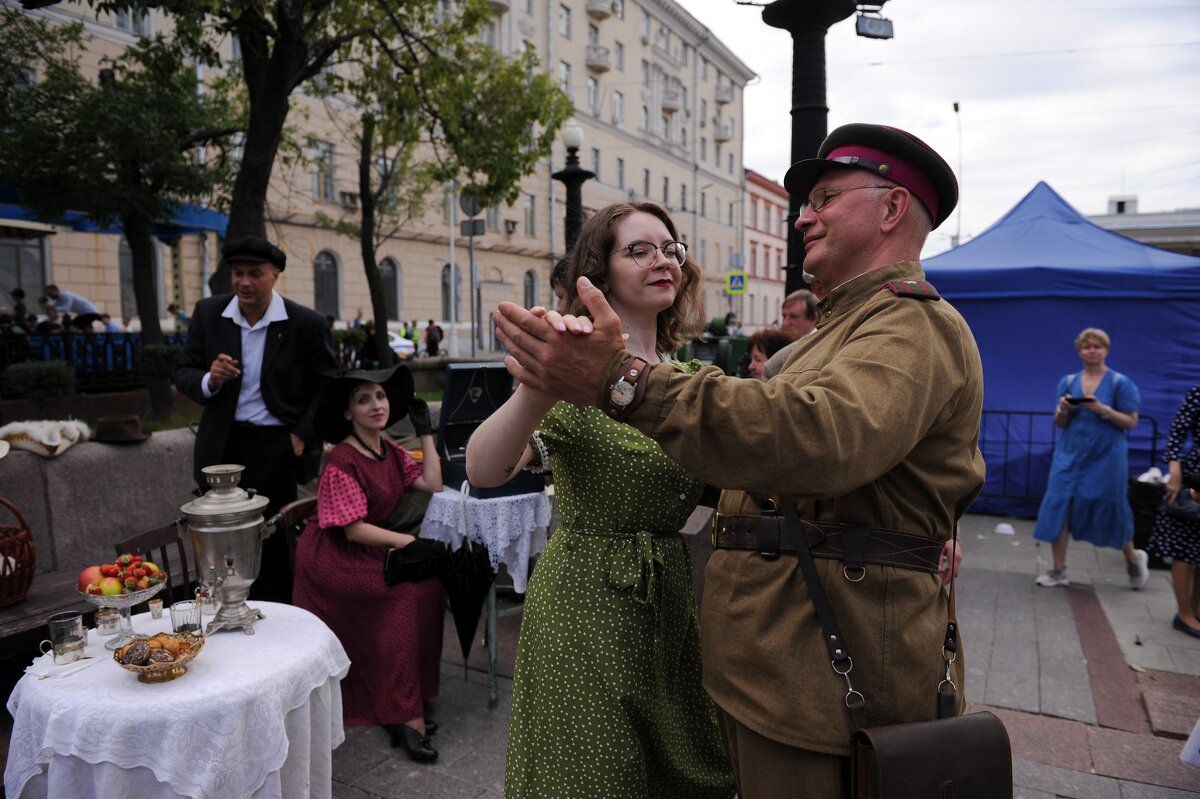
[0,9,241,229]
[139,343,183,381]
[1,361,76,411]
[333,328,366,351]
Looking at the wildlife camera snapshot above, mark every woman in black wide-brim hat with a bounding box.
[291,365,445,763]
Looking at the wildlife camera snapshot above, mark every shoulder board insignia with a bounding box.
[880,280,941,301]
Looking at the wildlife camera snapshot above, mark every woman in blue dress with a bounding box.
[467,202,734,798]
[1033,328,1148,588]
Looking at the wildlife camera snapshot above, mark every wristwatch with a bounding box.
[605,357,648,418]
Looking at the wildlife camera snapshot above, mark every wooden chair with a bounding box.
[114,520,197,606]
[277,496,317,575]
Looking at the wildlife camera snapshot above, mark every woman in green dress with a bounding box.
[467,201,734,798]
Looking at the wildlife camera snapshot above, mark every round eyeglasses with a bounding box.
[799,185,894,215]
[612,240,688,268]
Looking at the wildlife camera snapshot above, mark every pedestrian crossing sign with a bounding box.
[726,272,747,295]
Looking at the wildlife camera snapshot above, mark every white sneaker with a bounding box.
[1128,549,1150,590]
[1036,568,1069,587]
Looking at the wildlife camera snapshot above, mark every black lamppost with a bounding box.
[761,0,859,296]
[551,120,595,253]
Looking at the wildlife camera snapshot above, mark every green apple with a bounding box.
[98,576,124,596]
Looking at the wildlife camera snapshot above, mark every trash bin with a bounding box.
[1128,478,1169,569]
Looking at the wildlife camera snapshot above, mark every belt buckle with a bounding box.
[710,511,724,550]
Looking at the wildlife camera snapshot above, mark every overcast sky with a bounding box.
[677,0,1200,255]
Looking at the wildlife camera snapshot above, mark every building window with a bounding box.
[643,168,651,198]
[229,35,240,60]
[313,251,339,318]
[750,198,759,230]
[750,247,757,276]
[715,142,721,166]
[480,20,496,47]
[558,61,572,98]
[700,192,706,217]
[728,204,734,226]
[115,8,150,36]
[660,114,669,137]
[701,57,709,81]
[311,140,335,202]
[680,128,687,148]
[523,194,536,236]
[614,41,624,70]
[680,184,687,212]
[641,59,649,86]
[588,23,599,45]
[662,176,669,205]
[640,105,649,131]
[616,0,624,19]
[523,271,537,309]
[378,257,400,321]
[616,158,625,190]
[441,263,461,322]
[728,153,734,175]
[700,137,706,161]
[559,4,572,37]
[587,76,599,111]
[117,238,138,318]
[612,90,624,123]
[700,98,707,125]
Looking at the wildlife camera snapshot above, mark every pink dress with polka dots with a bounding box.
[293,440,443,726]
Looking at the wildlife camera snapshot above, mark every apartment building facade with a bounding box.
[741,168,789,331]
[3,0,754,353]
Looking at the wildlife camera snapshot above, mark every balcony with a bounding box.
[713,121,733,142]
[715,83,733,105]
[585,44,611,73]
[586,0,615,19]
[489,0,510,13]
[661,88,683,114]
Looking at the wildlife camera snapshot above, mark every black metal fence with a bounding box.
[974,408,1160,517]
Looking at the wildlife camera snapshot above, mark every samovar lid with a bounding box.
[180,464,271,519]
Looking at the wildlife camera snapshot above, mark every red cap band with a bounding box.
[825,144,940,223]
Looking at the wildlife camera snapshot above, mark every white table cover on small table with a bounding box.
[5,602,351,799]
[421,484,551,593]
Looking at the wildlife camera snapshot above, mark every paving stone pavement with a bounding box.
[328,512,1200,798]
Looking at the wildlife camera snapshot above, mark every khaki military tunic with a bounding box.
[624,261,985,756]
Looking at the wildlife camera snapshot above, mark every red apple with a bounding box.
[78,565,103,593]
[98,576,124,596]
[136,575,151,591]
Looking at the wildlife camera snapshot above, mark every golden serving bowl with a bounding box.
[113,631,204,683]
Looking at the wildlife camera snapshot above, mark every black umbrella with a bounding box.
[440,539,495,662]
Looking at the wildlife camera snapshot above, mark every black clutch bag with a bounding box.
[383,538,447,586]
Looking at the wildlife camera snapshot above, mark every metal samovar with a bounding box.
[180,464,277,635]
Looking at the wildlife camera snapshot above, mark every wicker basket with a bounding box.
[0,496,36,608]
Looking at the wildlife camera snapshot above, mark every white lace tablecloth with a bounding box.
[421,485,551,592]
[5,602,351,799]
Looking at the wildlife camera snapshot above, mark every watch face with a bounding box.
[611,379,636,407]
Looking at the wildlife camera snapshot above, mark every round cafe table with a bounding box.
[4,601,351,799]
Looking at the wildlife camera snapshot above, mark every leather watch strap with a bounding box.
[603,356,649,421]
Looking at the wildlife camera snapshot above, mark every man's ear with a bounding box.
[879,187,910,234]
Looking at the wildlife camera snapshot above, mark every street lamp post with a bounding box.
[551,120,595,253]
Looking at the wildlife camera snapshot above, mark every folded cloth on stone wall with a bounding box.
[0,420,91,457]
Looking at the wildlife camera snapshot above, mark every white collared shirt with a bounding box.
[200,291,288,426]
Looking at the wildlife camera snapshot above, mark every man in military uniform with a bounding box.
[491,123,985,797]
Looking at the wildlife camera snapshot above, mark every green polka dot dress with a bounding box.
[504,361,735,799]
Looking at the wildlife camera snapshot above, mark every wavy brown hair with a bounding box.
[561,201,704,355]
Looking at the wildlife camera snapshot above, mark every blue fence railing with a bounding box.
[0,332,187,394]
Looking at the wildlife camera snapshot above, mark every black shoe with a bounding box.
[424,717,438,736]
[390,724,438,763]
[1173,615,1200,640]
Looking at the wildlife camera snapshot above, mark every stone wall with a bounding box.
[0,428,196,575]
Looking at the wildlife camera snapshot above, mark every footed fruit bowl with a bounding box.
[113,631,204,683]
[80,581,167,650]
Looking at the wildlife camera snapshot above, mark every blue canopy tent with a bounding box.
[923,182,1200,516]
[0,200,227,241]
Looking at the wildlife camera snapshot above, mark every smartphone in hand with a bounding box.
[1065,396,1094,404]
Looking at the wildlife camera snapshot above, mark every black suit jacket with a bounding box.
[174,294,340,489]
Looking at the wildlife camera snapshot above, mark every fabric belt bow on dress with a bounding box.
[569,524,677,608]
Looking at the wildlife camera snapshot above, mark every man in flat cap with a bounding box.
[489,124,984,796]
[175,235,339,603]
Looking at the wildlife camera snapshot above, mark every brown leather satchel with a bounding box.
[850,711,1012,798]
[769,498,1013,798]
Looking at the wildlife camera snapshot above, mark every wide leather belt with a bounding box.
[710,513,943,575]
